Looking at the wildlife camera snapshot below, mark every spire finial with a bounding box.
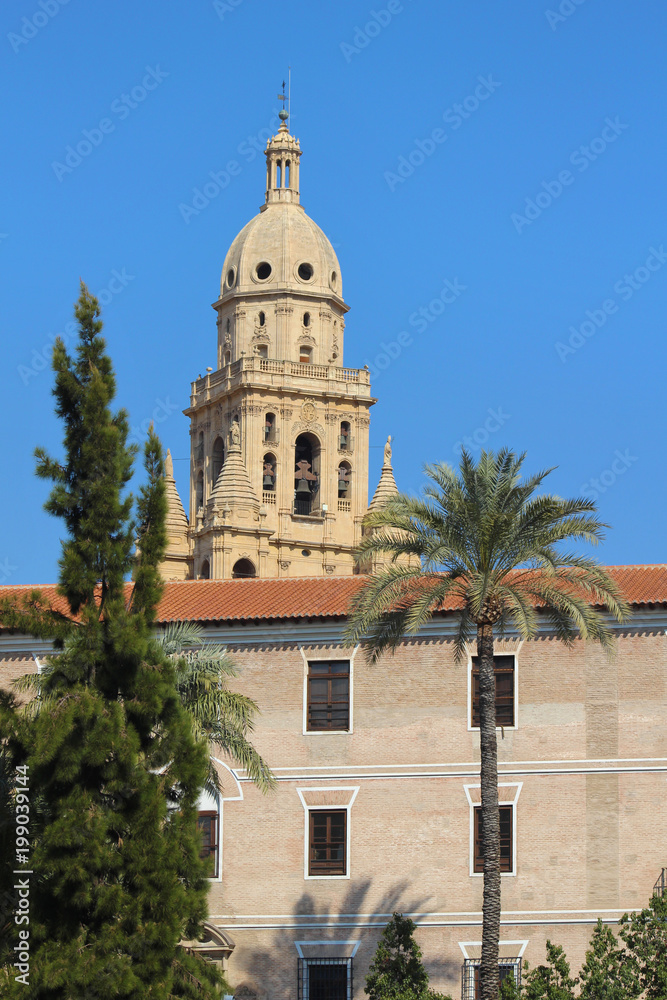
[277,78,289,128]
[165,448,174,478]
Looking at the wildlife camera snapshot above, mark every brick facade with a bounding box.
[5,594,663,998]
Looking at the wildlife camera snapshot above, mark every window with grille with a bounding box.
[474,805,513,873]
[298,958,352,1000]
[471,655,515,728]
[309,810,346,876]
[197,811,219,878]
[461,958,521,1000]
[307,660,350,731]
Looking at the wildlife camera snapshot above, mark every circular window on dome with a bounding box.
[226,267,236,288]
[255,261,272,281]
[297,262,314,282]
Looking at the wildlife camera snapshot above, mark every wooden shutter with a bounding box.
[307,661,350,731]
[309,810,346,875]
[471,655,515,728]
[474,805,513,873]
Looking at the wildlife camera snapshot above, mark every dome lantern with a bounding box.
[264,119,302,207]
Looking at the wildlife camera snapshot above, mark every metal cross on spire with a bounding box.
[277,70,291,124]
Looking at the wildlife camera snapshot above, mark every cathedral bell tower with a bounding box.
[167,110,376,580]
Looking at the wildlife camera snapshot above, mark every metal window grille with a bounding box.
[298,959,353,1000]
[653,868,667,897]
[461,959,521,1000]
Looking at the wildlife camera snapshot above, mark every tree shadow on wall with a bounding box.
[234,877,461,999]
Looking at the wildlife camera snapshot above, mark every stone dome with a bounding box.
[219,202,343,302]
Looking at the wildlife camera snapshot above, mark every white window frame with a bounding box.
[297,787,359,881]
[464,782,522,878]
[301,647,358,736]
[467,652,519,732]
[196,759,243,883]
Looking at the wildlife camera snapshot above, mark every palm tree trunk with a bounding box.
[477,621,500,1000]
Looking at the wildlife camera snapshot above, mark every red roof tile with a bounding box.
[0,565,665,627]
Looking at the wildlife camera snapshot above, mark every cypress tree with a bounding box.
[365,913,451,1000]
[0,284,223,999]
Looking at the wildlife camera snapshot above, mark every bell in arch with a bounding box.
[263,461,275,489]
[295,478,311,495]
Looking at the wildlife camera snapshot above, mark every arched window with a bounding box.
[256,344,268,359]
[264,412,276,442]
[299,345,312,364]
[339,421,351,450]
[294,433,320,515]
[226,318,231,334]
[259,311,265,326]
[285,161,291,188]
[232,558,256,579]
[276,161,282,188]
[338,461,351,498]
[224,350,231,366]
[200,559,210,580]
[196,430,204,463]
[212,437,224,486]
[263,453,276,492]
[196,470,204,510]
[303,312,310,327]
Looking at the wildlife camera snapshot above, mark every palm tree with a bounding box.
[345,449,629,1000]
[157,620,276,794]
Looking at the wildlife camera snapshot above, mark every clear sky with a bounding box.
[2,0,665,585]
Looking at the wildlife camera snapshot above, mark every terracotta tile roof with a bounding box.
[0,565,665,627]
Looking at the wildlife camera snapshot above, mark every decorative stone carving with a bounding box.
[280,560,290,570]
[325,564,336,574]
[291,420,325,439]
[301,400,317,424]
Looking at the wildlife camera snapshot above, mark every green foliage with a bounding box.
[618,892,667,999]
[0,284,225,999]
[365,913,452,1000]
[579,919,638,1000]
[522,942,578,1000]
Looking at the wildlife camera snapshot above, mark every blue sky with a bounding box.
[1,0,665,584]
